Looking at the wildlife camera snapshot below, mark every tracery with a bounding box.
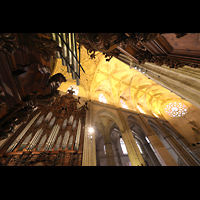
[165,102,188,117]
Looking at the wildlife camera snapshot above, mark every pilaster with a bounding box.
[104,141,115,166]
[82,102,96,166]
[140,62,200,109]
[117,109,146,166]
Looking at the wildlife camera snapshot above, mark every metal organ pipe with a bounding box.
[26,128,43,151]
[17,133,32,152]
[44,124,60,151]
[44,124,57,151]
[52,33,81,85]
[73,33,80,85]
[36,134,47,151]
[62,33,67,67]
[44,112,53,122]
[74,119,81,151]
[66,33,71,73]
[61,130,70,150]
[49,125,60,150]
[6,112,41,153]
[54,135,62,151]
[68,33,73,67]
[72,33,78,74]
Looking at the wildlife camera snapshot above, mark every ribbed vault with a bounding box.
[52,45,191,120]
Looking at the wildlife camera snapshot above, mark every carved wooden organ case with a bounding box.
[0,91,87,166]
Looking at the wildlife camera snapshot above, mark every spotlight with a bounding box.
[88,127,94,134]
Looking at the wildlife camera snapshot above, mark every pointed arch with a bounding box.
[94,109,124,134]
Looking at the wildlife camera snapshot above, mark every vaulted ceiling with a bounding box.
[52,45,189,119]
[51,44,200,145]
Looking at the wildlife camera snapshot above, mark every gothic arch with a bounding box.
[93,109,124,133]
[110,123,122,165]
[128,115,161,166]
[93,109,132,166]
[95,128,107,166]
[128,115,147,141]
[148,119,168,142]
[148,119,160,131]
[162,122,179,138]
[128,116,149,157]
[109,122,131,166]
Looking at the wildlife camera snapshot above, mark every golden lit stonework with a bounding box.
[165,102,188,117]
[53,45,193,121]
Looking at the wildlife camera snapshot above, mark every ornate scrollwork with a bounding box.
[0,33,18,54]
[78,33,124,60]
[85,33,124,52]
[79,33,191,64]
[22,33,62,62]
[124,33,162,45]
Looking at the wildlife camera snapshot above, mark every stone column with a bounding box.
[138,114,178,166]
[95,138,101,166]
[154,118,199,166]
[143,141,161,166]
[104,141,115,166]
[122,130,146,166]
[114,136,123,166]
[138,62,200,109]
[82,102,96,166]
[117,109,146,166]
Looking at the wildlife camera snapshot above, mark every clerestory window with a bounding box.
[99,93,107,103]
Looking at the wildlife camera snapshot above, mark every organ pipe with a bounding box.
[52,33,81,85]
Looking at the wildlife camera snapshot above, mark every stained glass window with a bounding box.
[136,140,143,154]
[120,99,128,109]
[104,145,106,154]
[99,93,107,103]
[165,102,188,117]
[120,138,128,154]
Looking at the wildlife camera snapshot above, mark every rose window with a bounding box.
[165,102,188,117]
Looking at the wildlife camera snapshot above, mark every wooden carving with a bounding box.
[0,90,88,166]
[124,33,161,45]
[78,33,122,61]
[0,33,67,123]
[78,33,200,68]
[124,33,200,68]
[0,33,18,54]
[84,33,124,52]
[22,33,62,62]
[80,33,163,55]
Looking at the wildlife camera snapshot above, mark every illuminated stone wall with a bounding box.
[52,45,200,148]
